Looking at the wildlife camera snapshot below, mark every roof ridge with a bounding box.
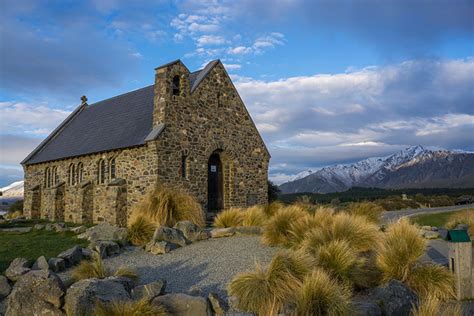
[88,84,154,107]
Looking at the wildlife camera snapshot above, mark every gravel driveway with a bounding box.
[83,236,277,300]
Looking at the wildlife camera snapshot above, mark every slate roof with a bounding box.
[22,60,220,165]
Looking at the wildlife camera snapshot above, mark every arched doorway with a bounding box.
[208,152,223,213]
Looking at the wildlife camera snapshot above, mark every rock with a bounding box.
[10,217,26,224]
[350,299,382,316]
[174,221,203,242]
[153,293,212,316]
[33,224,45,230]
[210,227,235,238]
[32,256,50,270]
[64,277,131,316]
[6,270,66,316]
[421,225,431,231]
[131,279,166,301]
[188,285,203,296]
[235,226,262,235]
[92,241,120,258]
[70,226,87,234]
[58,245,83,267]
[77,223,127,244]
[423,231,440,239]
[369,280,418,316]
[81,247,93,259]
[145,240,179,255]
[5,258,30,282]
[48,257,66,273]
[45,223,54,231]
[208,293,226,315]
[0,276,11,300]
[53,223,68,232]
[431,226,438,231]
[456,224,469,230]
[0,227,32,233]
[152,226,190,247]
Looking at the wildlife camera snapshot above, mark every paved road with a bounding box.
[380,203,474,224]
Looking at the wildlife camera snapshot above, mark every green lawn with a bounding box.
[410,210,464,228]
[0,224,88,273]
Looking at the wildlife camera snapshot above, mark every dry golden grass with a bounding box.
[127,216,156,246]
[262,201,284,217]
[292,268,351,316]
[5,210,22,219]
[411,296,462,316]
[71,253,138,282]
[262,205,306,247]
[95,299,168,316]
[314,240,360,285]
[131,183,205,228]
[228,250,311,315]
[213,208,244,228]
[343,202,384,224]
[242,205,268,227]
[407,264,455,300]
[287,208,335,248]
[446,209,474,236]
[376,218,426,282]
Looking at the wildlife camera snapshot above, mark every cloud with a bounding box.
[0,134,41,166]
[223,63,241,70]
[196,35,227,46]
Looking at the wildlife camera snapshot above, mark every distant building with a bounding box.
[22,60,270,226]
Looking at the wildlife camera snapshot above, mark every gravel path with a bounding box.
[380,203,474,224]
[62,235,278,300]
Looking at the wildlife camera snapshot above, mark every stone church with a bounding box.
[22,60,270,226]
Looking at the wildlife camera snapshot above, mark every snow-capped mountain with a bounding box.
[0,180,24,198]
[279,146,474,193]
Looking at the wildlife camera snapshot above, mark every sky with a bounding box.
[0,0,473,187]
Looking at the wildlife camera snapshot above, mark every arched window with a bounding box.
[98,159,106,184]
[109,158,116,180]
[68,164,76,185]
[45,167,50,188]
[181,154,187,179]
[77,163,84,183]
[52,166,59,185]
[172,75,180,96]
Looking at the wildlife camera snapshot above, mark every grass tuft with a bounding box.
[292,268,351,316]
[72,253,138,282]
[287,208,335,248]
[343,202,384,224]
[131,183,205,228]
[213,208,244,228]
[127,216,155,246]
[446,209,474,236]
[411,295,462,316]
[262,205,306,247]
[262,201,284,217]
[241,205,267,227]
[407,264,455,300]
[376,218,426,282]
[95,299,168,316]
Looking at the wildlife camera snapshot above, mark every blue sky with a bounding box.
[0,0,473,186]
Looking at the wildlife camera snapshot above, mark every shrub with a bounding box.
[95,299,168,316]
[5,210,22,219]
[411,296,462,316]
[376,218,426,282]
[228,250,311,315]
[262,206,306,247]
[9,200,23,213]
[343,202,384,223]
[127,216,155,246]
[287,213,324,248]
[72,253,138,282]
[446,209,474,236]
[262,201,284,217]
[407,264,455,300]
[213,208,243,228]
[242,205,267,227]
[292,268,351,316]
[131,183,205,228]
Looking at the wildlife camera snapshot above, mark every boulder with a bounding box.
[350,299,382,316]
[208,293,226,315]
[368,280,418,316]
[5,258,30,282]
[423,231,440,239]
[235,226,262,235]
[131,279,166,301]
[70,226,87,234]
[48,257,66,273]
[152,226,190,247]
[33,224,45,230]
[145,240,179,255]
[421,225,431,231]
[32,256,50,270]
[45,223,55,231]
[210,227,235,238]
[81,247,93,259]
[77,223,127,244]
[188,285,203,297]
[53,222,68,232]
[6,270,66,316]
[91,241,120,258]
[153,293,212,316]
[174,221,203,242]
[64,277,131,316]
[58,246,83,267]
[0,276,11,300]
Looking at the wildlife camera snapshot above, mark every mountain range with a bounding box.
[279,146,474,194]
[0,180,24,199]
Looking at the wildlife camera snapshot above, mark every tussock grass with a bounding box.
[411,296,462,316]
[5,210,22,219]
[288,208,335,248]
[343,202,384,224]
[262,205,306,247]
[213,208,244,228]
[407,264,455,300]
[95,299,168,316]
[242,205,267,227]
[131,183,205,228]
[314,240,360,285]
[127,216,155,246]
[376,218,426,282]
[292,268,351,316]
[228,250,311,315]
[446,209,474,236]
[262,201,284,217]
[72,253,138,282]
